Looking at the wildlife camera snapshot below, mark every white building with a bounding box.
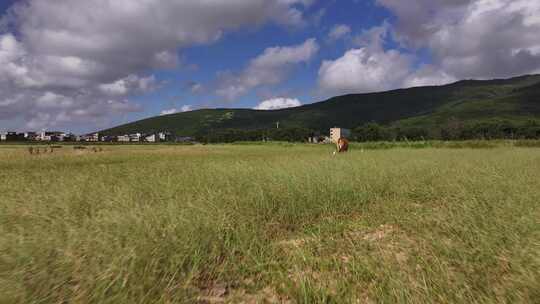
[145,134,157,143]
[0,133,6,141]
[117,135,130,142]
[330,128,351,143]
[158,132,169,141]
[24,132,38,141]
[129,133,141,142]
[39,131,48,141]
[39,131,64,141]
[57,133,68,142]
[87,133,99,142]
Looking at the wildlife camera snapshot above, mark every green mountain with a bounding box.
[101,74,540,137]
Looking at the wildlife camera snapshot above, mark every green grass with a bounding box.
[1,144,539,303]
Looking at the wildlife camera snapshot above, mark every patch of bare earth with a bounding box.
[276,223,422,302]
[197,283,227,303]
[276,236,316,249]
[278,224,413,265]
[352,224,395,242]
[197,283,288,304]
[345,224,417,265]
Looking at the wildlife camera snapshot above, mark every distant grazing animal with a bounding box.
[337,137,349,153]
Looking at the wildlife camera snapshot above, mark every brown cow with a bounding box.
[337,137,349,153]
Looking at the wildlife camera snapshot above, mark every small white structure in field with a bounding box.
[330,127,351,143]
[0,133,6,141]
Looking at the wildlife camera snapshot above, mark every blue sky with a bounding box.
[136,1,395,117]
[1,0,539,133]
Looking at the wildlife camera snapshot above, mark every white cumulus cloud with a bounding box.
[254,97,302,110]
[160,105,193,116]
[181,105,194,112]
[216,39,319,101]
[328,24,351,41]
[319,0,540,96]
[403,65,457,88]
[161,109,178,116]
[377,0,540,79]
[0,0,314,131]
[318,48,412,95]
[318,25,413,95]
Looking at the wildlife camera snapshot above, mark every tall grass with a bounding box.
[350,140,506,150]
[1,144,539,303]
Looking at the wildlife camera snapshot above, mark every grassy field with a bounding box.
[1,143,539,303]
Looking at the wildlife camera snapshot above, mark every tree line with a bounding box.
[195,119,540,143]
[196,127,313,143]
[6,119,538,144]
[353,119,540,141]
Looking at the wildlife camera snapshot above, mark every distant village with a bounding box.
[0,128,352,144]
[0,131,194,143]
